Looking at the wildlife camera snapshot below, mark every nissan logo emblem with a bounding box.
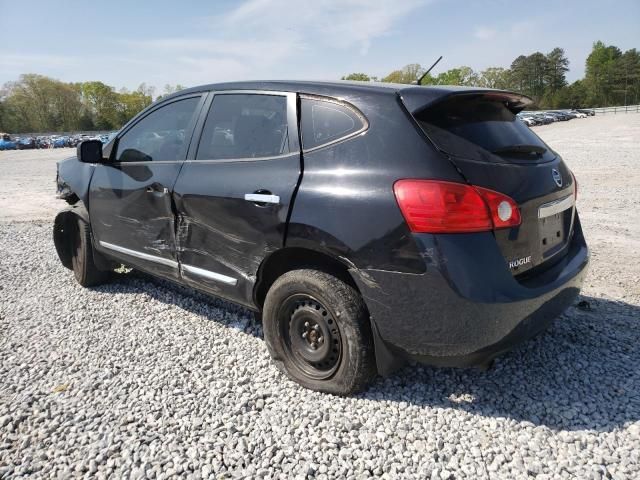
[552,169,563,187]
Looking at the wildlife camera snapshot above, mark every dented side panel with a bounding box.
[286,90,463,274]
[173,154,301,307]
[89,162,184,279]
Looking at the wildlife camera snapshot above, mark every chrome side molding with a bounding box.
[181,264,238,286]
[99,241,179,268]
[98,241,238,286]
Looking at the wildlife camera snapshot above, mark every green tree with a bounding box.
[616,48,640,106]
[0,74,86,132]
[118,84,154,124]
[433,66,479,86]
[509,52,549,102]
[478,67,512,89]
[137,82,156,99]
[557,80,588,108]
[0,85,17,132]
[3,74,55,131]
[527,52,548,101]
[341,73,370,82]
[156,84,187,101]
[0,97,14,132]
[585,41,622,106]
[52,82,85,131]
[81,81,120,130]
[545,47,570,93]
[509,55,529,93]
[381,64,424,84]
[1,75,162,133]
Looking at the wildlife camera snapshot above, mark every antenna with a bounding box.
[413,56,443,85]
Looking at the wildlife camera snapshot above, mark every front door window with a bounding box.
[116,97,201,162]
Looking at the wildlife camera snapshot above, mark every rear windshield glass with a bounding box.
[414,94,555,163]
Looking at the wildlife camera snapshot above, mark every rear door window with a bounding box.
[301,97,366,150]
[196,94,289,160]
[414,94,555,163]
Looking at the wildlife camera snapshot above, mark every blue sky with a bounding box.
[1,0,638,92]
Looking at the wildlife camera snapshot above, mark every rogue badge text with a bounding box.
[509,256,532,269]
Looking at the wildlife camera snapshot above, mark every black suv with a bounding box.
[54,81,589,394]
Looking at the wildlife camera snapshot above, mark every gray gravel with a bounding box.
[1,114,640,479]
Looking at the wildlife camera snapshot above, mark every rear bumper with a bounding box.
[351,217,589,373]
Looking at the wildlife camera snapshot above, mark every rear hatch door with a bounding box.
[406,91,576,276]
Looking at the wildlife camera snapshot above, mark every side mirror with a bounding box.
[77,140,104,163]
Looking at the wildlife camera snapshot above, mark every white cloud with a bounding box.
[119,0,429,86]
[474,26,497,40]
[223,0,427,55]
[131,0,428,73]
[132,36,302,81]
[0,1,430,89]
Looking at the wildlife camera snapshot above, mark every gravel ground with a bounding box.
[1,114,639,479]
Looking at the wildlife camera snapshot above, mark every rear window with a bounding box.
[196,94,289,160]
[414,94,555,163]
[301,97,366,150]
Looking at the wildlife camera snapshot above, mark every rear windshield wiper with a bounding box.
[492,144,547,156]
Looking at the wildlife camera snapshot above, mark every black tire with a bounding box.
[263,269,376,395]
[71,218,110,287]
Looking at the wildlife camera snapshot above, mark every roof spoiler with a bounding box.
[400,88,533,115]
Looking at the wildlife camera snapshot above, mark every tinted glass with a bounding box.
[301,98,365,150]
[415,94,554,163]
[196,94,289,160]
[116,97,200,162]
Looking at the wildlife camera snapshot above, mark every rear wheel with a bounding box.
[71,218,110,287]
[263,269,376,395]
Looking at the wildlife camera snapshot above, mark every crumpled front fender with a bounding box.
[56,156,95,206]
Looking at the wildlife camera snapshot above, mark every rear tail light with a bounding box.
[393,179,521,233]
[474,185,522,230]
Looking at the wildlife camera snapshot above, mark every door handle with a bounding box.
[146,185,169,194]
[244,191,280,205]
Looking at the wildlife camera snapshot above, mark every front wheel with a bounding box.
[263,269,376,395]
[71,218,110,287]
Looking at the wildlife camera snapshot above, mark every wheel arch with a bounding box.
[254,245,404,378]
[53,205,88,270]
[253,246,360,310]
[53,204,113,272]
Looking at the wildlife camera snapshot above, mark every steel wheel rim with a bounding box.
[278,293,342,380]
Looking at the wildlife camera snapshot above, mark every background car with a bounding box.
[519,116,536,126]
[17,136,36,149]
[51,136,67,148]
[0,133,18,150]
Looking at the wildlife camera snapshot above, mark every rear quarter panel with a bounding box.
[287,90,464,273]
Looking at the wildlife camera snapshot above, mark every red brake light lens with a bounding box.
[473,185,521,230]
[393,180,521,233]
